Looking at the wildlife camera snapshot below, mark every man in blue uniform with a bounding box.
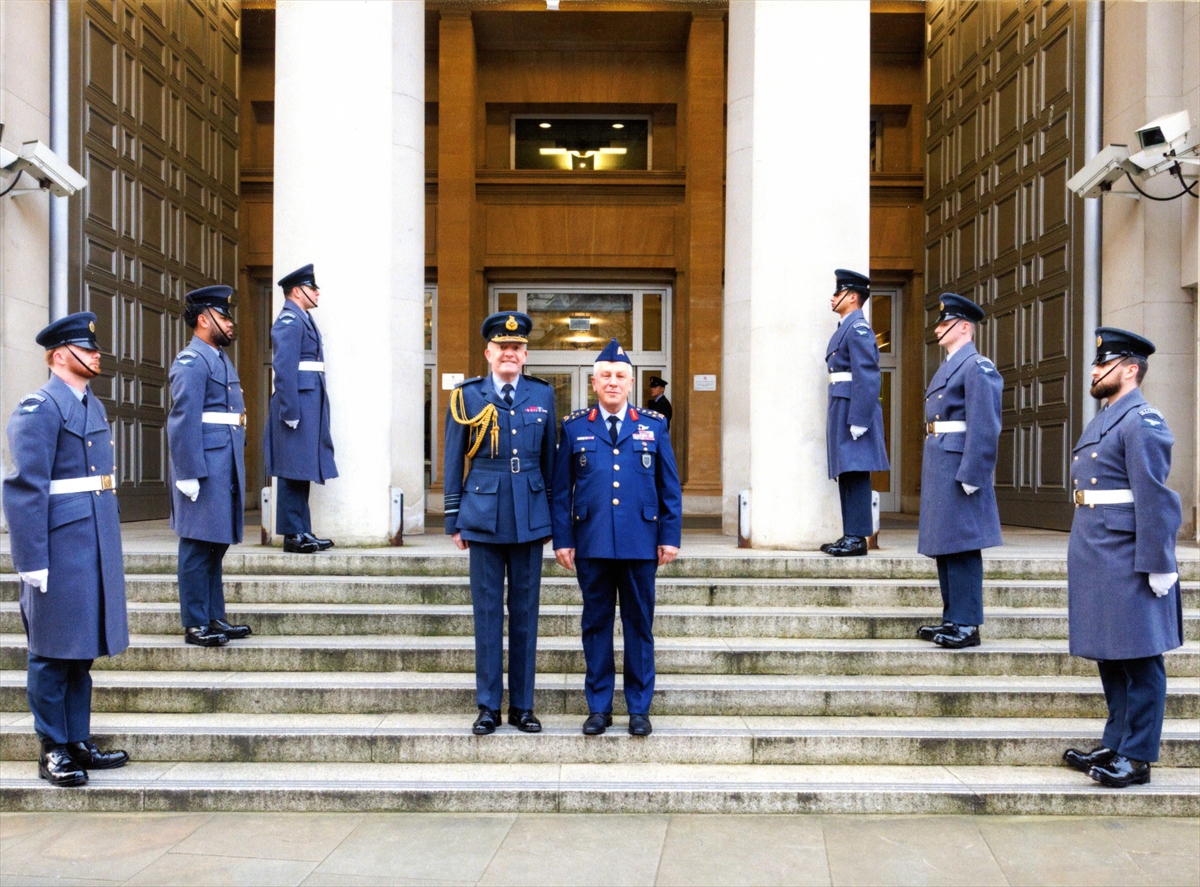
[444,312,557,735]
[3,312,129,786]
[822,269,890,556]
[264,263,338,553]
[168,287,253,647]
[646,377,672,431]
[1061,328,1183,788]
[552,339,683,736]
[916,293,1003,649]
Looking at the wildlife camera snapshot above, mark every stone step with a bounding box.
[2,670,1196,718]
[8,601,1193,643]
[8,574,1197,609]
[4,634,1196,678]
[3,713,1198,767]
[0,759,1195,815]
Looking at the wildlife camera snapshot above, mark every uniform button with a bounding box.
[613,481,620,488]
[1091,478,1097,485]
[510,410,515,416]
[87,441,92,447]
[91,466,96,471]
[613,464,620,471]
[612,498,619,505]
[613,449,619,455]
[511,429,517,435]
[227,386,231,391]
[1091,452,1098,458]
[512,449,518,455]
[935,415,940,420]
[95,491,100,496]
[938,395,943,399]
[925,397,929,402]
[1073,456,1078,461]
[537,418,542,423]
[1073,480,1078,486]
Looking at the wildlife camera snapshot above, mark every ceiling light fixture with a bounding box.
[539,122,551,129]
[612,123,625,130]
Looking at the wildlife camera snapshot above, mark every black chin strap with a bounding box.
[296,286,317,310]
[935,318,963,346]
[64,345,99,378]
[1092,357,1129,392]
[205,308,232,346]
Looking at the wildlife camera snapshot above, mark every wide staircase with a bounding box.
[2,544,1198,814]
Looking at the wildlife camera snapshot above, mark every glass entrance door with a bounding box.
[865,287,901,513]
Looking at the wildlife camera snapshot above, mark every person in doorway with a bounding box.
[1062,328,1182,788]
[916,293,1003,649]
[443,312,557,735]
[3,312,130,786]
[821,269,889,557]
[167,286,253,648]
[264,263,338,553]
[646,376,672,431]
[552,338,682,737]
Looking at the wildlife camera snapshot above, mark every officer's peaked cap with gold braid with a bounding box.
[482,311,532,343]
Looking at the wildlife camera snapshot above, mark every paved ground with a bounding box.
[0,811,1196,886]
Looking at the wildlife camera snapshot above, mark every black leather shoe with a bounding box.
[508,708,542,733]
[932,624,981,649]
[1063,745,1116,773]
[1089,755,1151,788]
[211,617,252,640]
[185,625,228,647]
[825,536,868,557]
[301,532,335,551]
[67,739,129,771]
[283,534,321,554]
[918,621,954,642]
[820,536,849,554]
[472,706,501,735]
[628,714,653,736]
[39,739,86,787]
[582,712,613,735]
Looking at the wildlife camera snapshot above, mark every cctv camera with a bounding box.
[1067,143,1135,198]
[13,141,88,197]
[1136,110,1191,154]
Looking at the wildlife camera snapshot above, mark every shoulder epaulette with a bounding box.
[523,374,552,386]
[453,376,485,390]
[564,408,589,422]
[639,408,665,421]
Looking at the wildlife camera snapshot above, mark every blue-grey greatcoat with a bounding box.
[2,375,129,659]
[443,375,557,544]
[917,342,1004,556]
[826,309,890,478]
[167,337,246,544]
[264,302,337,483]
[551,406,683,559]
[1067,390,1183,661]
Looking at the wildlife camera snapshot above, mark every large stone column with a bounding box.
[722,0,871,548]
[274,1,394,544]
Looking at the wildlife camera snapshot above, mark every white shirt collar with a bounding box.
[492,374,520,397]
[599,402,628,423]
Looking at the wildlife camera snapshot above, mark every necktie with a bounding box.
[608,415,619,445]
[81,394,88,410]
[502,383,514,406]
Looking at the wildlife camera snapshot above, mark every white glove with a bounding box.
[961,483,979,495]
[285,419,299,429]
[175,478,200,502]
[20,570,48,593]
[1148,572,1178,597]
[850,425,868,440]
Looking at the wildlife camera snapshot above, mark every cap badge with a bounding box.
[1096,335,1103,348]
[617,346,624,355]
[88,321,96,333]
[939,301,945,312]
[505,315,518,331]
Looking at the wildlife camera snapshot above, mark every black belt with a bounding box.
[471,457,532,474]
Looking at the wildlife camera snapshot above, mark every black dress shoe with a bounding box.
[211,617,252,640]
[283,534,321,554]
[1089,755,1151,788]
[825,536,868,557]
[1063,745,1116,773]
[185,625,228,647]
[508,708,542,733]
[582,712,613,735]
[67,739,129,770]
[917,621,954,642]
[39,739,86,787]
[472,706,501,735]
[301,532,335,551]
[932,624,981,649]
[628,714,653,736]
[820,536,848,554]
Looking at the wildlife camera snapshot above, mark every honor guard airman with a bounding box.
[916,293,1003,649]
[1062,328,1183,788]
[552,339,683,737]
[646,376,672,431]
[3,312,130,786]
[264,263,338,553]
[822,269,890,556]
[167,287,253,648]
[443,312,557,735]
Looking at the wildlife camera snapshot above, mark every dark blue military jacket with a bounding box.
[3,375,128,659]
[167,337,246,544]
[1067,389,1183,661]
[825,309,890,478]
[443,375,556,545]
[264,302,338,482]
[917,342,1004,557]
[551,405,682,560]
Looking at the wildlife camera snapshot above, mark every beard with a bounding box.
[1090,371,1123,400]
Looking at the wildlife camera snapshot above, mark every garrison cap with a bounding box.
[36,312,100,351]
[184,285,234,322]
[833,269,871,297]
[277,263,317,291]
[649,376,667,387]
[1094,327,1156,365]
[936,293,985,324]
[595,338,632,365]
[482,311,532,343]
